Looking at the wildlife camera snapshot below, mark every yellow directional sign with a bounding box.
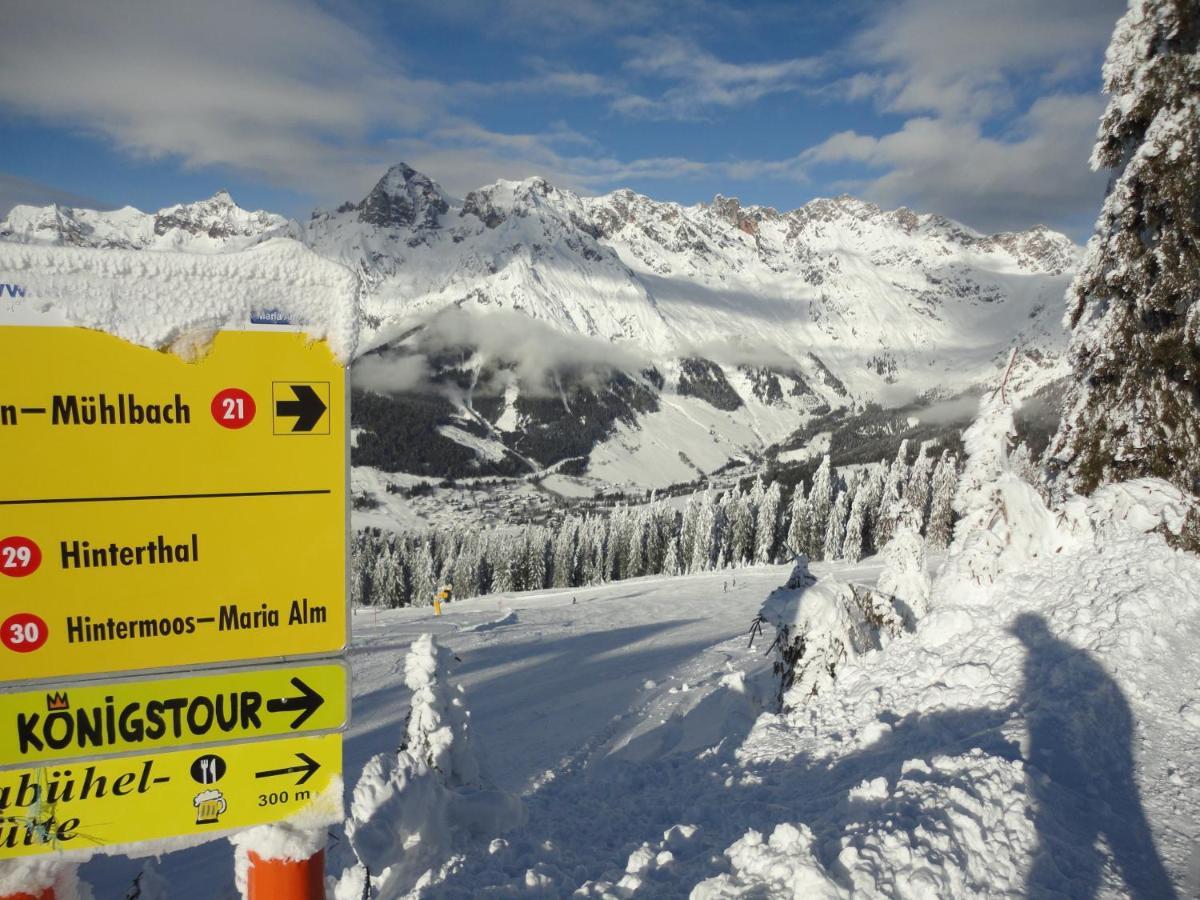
[0,662,348,768]
[0,326,347,682]
[0,732,341,859]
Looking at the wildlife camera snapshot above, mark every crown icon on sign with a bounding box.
[46,692,69,711]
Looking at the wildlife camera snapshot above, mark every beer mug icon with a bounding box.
[193,789,228,825]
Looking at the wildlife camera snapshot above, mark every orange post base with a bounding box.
[245,849,325,900]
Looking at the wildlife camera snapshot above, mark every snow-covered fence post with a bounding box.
[231,822,328,900]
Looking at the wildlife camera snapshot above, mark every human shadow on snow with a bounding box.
[1011,612,1176,900]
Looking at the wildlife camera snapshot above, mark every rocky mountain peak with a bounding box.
[357,162,450,230]
[152,191,290,241]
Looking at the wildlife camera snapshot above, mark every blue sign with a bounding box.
[250,309,290,325]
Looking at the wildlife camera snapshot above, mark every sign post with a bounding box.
[0,322,350,893]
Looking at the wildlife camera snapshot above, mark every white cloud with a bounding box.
[850,0,1125,119]
[617,35,822,119]
[0,0,442,202]
[802,94,1108,233]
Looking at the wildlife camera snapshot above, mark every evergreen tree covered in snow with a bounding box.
[691,491,718,572]
[823,489,850,561]
[784,483,810,559]
[874,440,910,549]
[877,499,931,621]
[756,481,783,563]
[862,463,889,555]
[1050,0,1200,544]
[842,476,872,564]
[662,535,681,576]
[807,456,834,558]
[403,633,481,787]
[730,487,755,565]
[904,448,934,531]
[926,452,959,550]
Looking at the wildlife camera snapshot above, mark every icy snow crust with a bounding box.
[0,239,360,361]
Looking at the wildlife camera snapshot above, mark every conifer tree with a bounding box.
[662,535,681,576]
[412,541,436,606]
[679,492,700,569]
[875,440,910,549]
[862,463,888,554]
[807,456,834,558]
[756,482,783,563]
[691,491,718,572]
[784,484,810,559]
[823,489,850,561]
[904,448,934,531]
[730,487,754,564]
[927,451,959,550]
[842,476,872,564]
[1050,0,1200,540]
[551,518,577,588]
[625,510,647,578]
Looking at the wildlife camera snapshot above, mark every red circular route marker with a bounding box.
[211,388,256,429]
[1,613,47,653]
[0,536,41,577]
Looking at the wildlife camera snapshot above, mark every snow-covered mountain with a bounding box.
[0,165,1079,488]
[0,190,296,253]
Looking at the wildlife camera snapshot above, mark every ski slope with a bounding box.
[79,563,828,897]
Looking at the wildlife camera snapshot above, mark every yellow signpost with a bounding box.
[0,326,347,682]
[0,321,351,864]
[0,662,348,767]
[0,732,341,859]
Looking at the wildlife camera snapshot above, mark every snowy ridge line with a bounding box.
[0,239,360,361]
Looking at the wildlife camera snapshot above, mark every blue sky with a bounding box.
[0,0,1125,239]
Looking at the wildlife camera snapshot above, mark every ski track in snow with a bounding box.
[80,546,1200,899]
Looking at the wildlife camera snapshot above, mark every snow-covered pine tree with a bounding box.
[1049,0,1200,546]
[862,463,888,554]
[823,488,850,561]
[526,528,548,591]
[411,541,436,604]
[371,543,400,608]
[927,451,959,549]
[756,481,783,563]
[625,509,647,578]
[691,491,718,572]
[748,475,766,556]
[403,633,480,785]
[730,487,754,565]
[679,492,700,569]
[645,504,668,575]
[877,499,931,622]
[491,538,514,593]
[874,440,910,549]
[807,456,834,558]
[551,518,578,588]
[350,535,370,608]
[662,535,681,576]
[784,483,810,559]
[715,490,735,568]
[842,476,871,563]
[904,447,934,531]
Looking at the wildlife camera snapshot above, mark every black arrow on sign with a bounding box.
[265,677,325,730]
[275,385,327,432]
[255,752,320,786]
